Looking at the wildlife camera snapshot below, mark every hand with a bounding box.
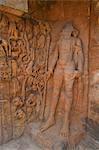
[45,70,53,81]
[74,70,81,78]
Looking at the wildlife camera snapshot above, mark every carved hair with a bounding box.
[62,22,74,32]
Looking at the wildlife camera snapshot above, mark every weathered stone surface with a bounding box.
[88,1,99,127]
[0,134,41,150]
[27,122,67,150]
[77,135,99,150]
[27,119,85,150]
[0,0,98,149]
[0,0,28,16]
[0,0,88,147]
[0,0,28,12]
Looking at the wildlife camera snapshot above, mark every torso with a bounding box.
[58,37,75,71]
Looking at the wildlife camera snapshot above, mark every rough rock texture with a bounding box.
[0,0,98,149]
[77,135,99,150]
[0,0,28,16]
[0,134,41,150]
[0,0,28,12]
[27,121,85,150]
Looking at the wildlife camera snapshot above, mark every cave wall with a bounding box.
[0,0,99,146]
[29,0,99,137]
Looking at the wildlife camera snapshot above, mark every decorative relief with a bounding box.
[0,13,85,147]
[40,23,84,139]
[0,13,51,144]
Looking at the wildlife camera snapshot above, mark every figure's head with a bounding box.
[25,19,33,33]
[61,22,74,38]
[17,20,25,31]
[22,54,30,65]
[26,94,36,107]
[72,28,79,37]
[15,109,25,120]
[10,39,16,47]
[33,24,40,36]
[45,22,51,34]
[13,96,24,108]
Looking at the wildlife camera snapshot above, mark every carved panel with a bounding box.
[0,13,51,144]
[0,3,89,146]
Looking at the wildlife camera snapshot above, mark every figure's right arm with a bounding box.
[49,42,59,73]
[46,42,59,80]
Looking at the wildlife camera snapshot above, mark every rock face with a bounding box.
[0,0,28,12]
[0,0,28,16]
[0,0,98,149]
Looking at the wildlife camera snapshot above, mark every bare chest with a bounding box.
[58,39,73,54]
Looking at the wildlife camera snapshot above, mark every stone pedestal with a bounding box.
[27,117,85,150]
[27,122,67,150]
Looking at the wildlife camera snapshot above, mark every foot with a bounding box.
[40,117,55,132]
[60,126,69,139]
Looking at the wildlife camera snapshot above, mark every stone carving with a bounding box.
[0,13,52,144]
[40,23,84,139]
[0,11,85,148]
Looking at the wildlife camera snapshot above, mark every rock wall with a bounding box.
[88,1,99,140]
[0,0,99,148]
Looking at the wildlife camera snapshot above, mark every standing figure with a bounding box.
[8,21,18,39]
[40,23,84,138]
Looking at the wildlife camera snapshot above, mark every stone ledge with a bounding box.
[27,122,67,150]
[27,120,85,150]
[0,5,25,16]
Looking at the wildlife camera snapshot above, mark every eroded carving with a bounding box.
[40,23,84,140]
[0,13,52,144]
[0,12,85,148]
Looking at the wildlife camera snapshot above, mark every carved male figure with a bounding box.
[40,23,84,138]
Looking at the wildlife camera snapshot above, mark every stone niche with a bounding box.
[0,0,98,150]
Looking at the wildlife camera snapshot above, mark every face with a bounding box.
[39,23,46,34]
[15,109,25,120]
[61,29,72,38]
[17,21,24,31]
[26,94,36,107]
[33,25,40,36]
[72,30,78,37]
[45,23,51,34]
[13,97,23,107]
[0,61,5,68]
[11,40,16,47]
[17,40,22,46]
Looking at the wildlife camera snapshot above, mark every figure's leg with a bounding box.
[40,67,63,132]
[60,73,74,138]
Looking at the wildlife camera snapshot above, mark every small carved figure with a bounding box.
[26,93,37,121]
[0,14,8,29]
[8,21,18,39]
[0,38,8,60]
[26,94,36,107]
[72,28,84,110]
[0,38,10,80]
[15,109,25,121]
[40,23,84,139]
[0,14,9,39]
[13,97,24,109]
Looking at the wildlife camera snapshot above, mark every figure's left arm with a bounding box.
[77,39,84,75]
[73,38,84,78]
